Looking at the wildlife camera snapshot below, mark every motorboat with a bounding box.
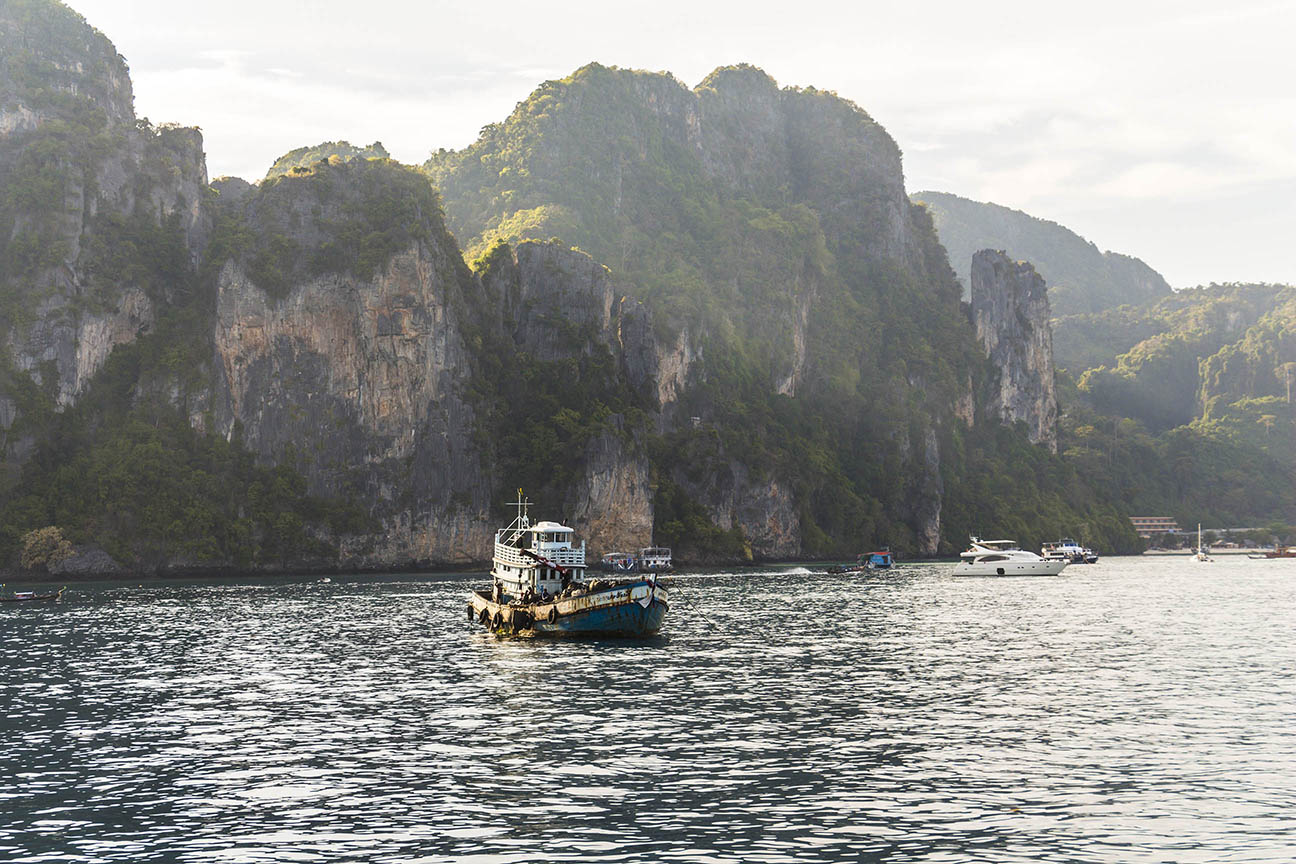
[826,548,894,574]
[598,552,638,572]
[1,587,65,602]
[637,546,673,573]
[1041,538,1096,564]
[866,549,894,569]
[467,490,669,636]
[953,537,1068,577]
[1247,544,1296,560]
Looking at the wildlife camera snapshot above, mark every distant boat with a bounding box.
[1,587,65,603]
[826,548,893,574]
[598,547,672,573]
[954,537,1067,577]
[598,552,638,573]
[1247,544,1296,560]
[467,490,669,637]
[637,546,673,573]
[865,549,894,569]
[1042,538,1099,564]
[1194,524,1212,562]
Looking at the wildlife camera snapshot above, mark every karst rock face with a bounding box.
[210,158,656,565]
[6,5,1113,571]
[971,250,1058,452]
[427,62,973,559]
[1,1,208,449]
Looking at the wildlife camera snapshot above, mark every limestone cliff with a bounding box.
[1,0,208,441]
[971,250,1058,452]
[429,62,969,558]
[209,160,656,564]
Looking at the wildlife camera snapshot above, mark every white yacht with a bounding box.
[953,537,1068,577]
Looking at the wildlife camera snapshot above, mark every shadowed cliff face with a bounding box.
[212,245,491,564]
[971,249,1058,452]
[1,1,208,451]
[209,161,657,563]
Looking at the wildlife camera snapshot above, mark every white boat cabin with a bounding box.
[491,493,586,600]
[638,546,672,571]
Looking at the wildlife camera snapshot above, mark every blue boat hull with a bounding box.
[531,597,668,636]
[468,581,669,637]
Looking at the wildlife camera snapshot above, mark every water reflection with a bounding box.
[2,560,1295,862]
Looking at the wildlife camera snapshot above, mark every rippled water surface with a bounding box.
[3,557,1295,862]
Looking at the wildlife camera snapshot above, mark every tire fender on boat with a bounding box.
[466,604,474,622]
[479,607,490,625]
[547,606,558,624]
[491,611,503,630]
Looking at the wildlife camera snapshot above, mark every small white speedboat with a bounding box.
[953,537,1068,577]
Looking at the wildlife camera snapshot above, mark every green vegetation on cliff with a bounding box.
[0,208,372,569]
[264,140,390,181]
[224,157,449,297]
[431,63,1141,557]
[1055,284,1296,527]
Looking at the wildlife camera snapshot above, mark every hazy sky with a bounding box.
[71,0,1296,288]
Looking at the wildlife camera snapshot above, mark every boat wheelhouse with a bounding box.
[491,512,586,600]
[866,549,894,569]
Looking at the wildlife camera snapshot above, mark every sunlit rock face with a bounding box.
[971,249,1058,453]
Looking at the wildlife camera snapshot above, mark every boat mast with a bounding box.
[504,488,531,545]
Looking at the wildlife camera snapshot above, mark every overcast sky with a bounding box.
[71,0,1296,288]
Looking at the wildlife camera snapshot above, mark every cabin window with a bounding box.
[980,555,1008,562]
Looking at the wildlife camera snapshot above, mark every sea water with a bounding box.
[2,556,1294,862]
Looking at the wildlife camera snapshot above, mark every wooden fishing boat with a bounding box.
[1,587,65,602]
[1247,544,1296,559]
[467,491,669,637]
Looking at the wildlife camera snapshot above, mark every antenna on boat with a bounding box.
[509,488,531,533]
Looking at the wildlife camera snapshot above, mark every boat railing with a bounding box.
[495,542,586,568]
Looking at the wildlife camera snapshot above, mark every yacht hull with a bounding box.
[953,560,1068,577]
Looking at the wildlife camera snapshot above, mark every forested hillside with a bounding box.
[264,140,389,180]
[913,190,1171,316]
[21,3,1296,574]
[1055,283,1296,528]
[428,63,1140,557]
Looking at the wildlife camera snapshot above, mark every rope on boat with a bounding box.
[664,577,720,631]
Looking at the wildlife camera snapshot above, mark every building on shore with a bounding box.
[1130,516,1181,539]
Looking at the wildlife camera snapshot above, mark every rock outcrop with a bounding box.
[209,160,657,564]
[971,249,1058,452]
[4,18,1140,569]
[1,1,208,426]
[428,62,968,558]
